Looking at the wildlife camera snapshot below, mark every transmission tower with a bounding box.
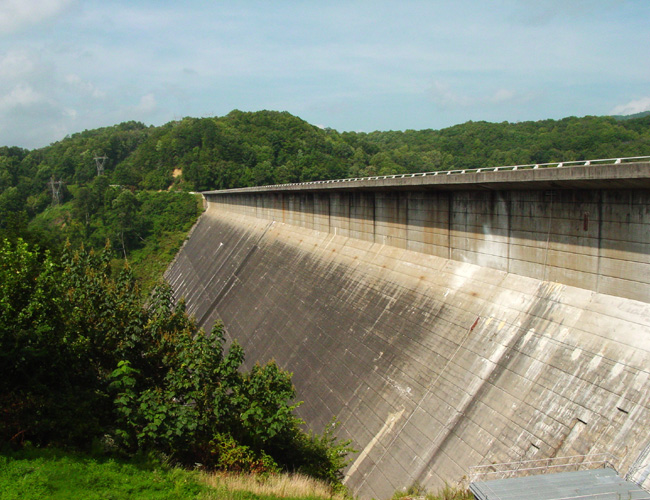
[48,176,64,205]
[94,155,108,176]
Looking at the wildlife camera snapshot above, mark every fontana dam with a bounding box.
[165,158,650,499]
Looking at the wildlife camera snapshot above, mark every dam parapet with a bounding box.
[203,159,650,302]
[167,159,650,499]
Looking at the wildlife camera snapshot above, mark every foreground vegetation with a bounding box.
[390,482,473,500]
[0,447,347,500]
[0,239,353,489]
[201,470,347,500]
[0,448,205,500]
[1,447,474,500]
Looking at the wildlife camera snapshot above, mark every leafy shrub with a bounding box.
[209,433,279,474]
[0,239,352,489]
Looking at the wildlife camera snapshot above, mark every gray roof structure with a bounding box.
[470,468,650,500]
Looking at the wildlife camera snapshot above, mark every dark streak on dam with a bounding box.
[165,162,650,499]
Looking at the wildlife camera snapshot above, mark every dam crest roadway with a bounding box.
[167,157,650,499]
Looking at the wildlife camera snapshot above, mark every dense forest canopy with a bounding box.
[3,110,650,196]
[1,109,650,271]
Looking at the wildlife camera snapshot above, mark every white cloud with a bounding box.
[428,83,528,109]
[65,74,106,99]
[133,93,157,115]
[0,50,37,80]
[0,0,74,33]
[428,81,471,108]
[610,97,650,116]
[0,84,44,110]
[490,89,516,104]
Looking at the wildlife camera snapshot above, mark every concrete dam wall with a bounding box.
[165,162,650,499]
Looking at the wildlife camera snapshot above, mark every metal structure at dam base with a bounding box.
[166,159,650,499]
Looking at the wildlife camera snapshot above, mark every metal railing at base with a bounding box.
[469,453,620,483]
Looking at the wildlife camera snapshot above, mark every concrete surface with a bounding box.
[204,187,650,303]
[166,163,650,499]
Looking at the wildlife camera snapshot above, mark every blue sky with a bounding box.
[1,0,649,149]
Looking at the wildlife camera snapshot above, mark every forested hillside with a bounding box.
[1,110,650,274]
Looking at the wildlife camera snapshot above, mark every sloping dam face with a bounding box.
[166,163,650,499]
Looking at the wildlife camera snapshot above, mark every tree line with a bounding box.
[2,109,649,278]
[3,110,650,207]
[3,111,650,240]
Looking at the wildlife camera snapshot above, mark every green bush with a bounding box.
[0,239,352,489]
[208,433,279,474]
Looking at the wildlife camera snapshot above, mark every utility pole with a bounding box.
[48,176,64,205]
[94,155,108,176]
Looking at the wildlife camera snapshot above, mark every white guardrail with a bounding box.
[469,453,620,483]
[240,156,650,191]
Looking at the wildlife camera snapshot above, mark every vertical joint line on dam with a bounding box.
[506,191,512,275]
[447,192,452,260]
[372,192,376,241]
[542,191,555,282]
[357,311,485,493]
[596,190,603,295]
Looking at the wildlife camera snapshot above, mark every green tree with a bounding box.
[0,240,353,486]
[108,190,141,257]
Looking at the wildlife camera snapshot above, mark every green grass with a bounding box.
[391,482,473,500]
[28,203,73,232]
[0,449,347,500]
[0,448,206,500]
[199,472,347,500]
